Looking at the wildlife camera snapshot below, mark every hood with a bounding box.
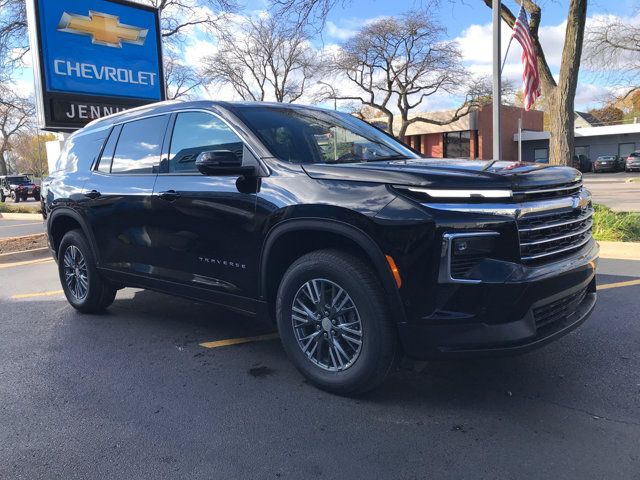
[302,159,581,190]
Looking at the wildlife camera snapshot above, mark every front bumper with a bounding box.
[398,240,598,359]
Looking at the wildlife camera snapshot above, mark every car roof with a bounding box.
[81,99,336,135]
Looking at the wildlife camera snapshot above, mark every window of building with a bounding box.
[534,148,548,162]
[444,131,470,158]
[574,146,590,158]
[168,112,244,173]
[619,143,636,158]
[111,115,169,174]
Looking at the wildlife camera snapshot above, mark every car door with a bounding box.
[82,114,170,277]
[150,110,261,301]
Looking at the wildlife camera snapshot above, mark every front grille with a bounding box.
[533,287,588,329]
[518,207,593,263]
[516,181,582,202]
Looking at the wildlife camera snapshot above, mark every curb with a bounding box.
[0,247,50,265]
[0,212,43,220]
[598,241,640,260]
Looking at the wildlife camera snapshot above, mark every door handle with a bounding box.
[84,190,101,199]
[158,190,181,201]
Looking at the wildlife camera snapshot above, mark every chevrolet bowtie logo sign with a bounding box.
[57,11,148,48]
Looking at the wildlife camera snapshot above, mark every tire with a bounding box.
[34,193,41,202]
[276,249,397,395]
[12,192,19,203]
[0,191,4,203]
[58,229,116,313]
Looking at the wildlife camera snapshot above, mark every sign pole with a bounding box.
[492,0,502,161]
[518,117,522,162]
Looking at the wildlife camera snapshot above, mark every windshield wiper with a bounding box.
[367,154,410,162]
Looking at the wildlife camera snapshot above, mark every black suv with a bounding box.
[43,101,598,394]
[0,175,41,203]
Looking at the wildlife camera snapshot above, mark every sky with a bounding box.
[12,0,638,114]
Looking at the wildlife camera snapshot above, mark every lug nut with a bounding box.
[331,319,336,325]
[316,325,321,330]
[323,332,328,338]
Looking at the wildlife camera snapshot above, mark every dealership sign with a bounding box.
[26,0,165,131]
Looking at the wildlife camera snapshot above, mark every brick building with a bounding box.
[373,105,544,161]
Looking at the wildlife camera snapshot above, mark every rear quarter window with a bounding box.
[57,130,109,173]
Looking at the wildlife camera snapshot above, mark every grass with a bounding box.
[592,204,640,242]
[0,203,42,214]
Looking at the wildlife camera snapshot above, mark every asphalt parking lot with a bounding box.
[1,254,639,479]
[583,171,640,212]
[0,218,44,239]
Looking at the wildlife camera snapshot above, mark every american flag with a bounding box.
[512,5,540,110]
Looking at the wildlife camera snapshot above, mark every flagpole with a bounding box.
[492,0,502,161]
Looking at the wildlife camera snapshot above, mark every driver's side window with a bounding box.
[167,112,244,174]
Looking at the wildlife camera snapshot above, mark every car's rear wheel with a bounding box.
[58,229,116,313]
[276,249,397,395]
[12,192,19,203]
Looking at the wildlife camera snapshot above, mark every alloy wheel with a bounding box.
[291,278,363,372]
[63,245,89,301]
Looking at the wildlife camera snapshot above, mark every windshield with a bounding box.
[597,156,615,160]
[232,105,418,164]
[7,176,30,184]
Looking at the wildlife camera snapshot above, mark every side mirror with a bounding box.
[195,150,256,176]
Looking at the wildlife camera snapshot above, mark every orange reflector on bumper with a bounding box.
[385,255,402,288]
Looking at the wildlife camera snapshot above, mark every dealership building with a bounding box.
[517,123,640,163]
[376,105,640,162]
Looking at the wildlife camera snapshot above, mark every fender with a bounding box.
[259,217,407,325]
[47,207,101,265]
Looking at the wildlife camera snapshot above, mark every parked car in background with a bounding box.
[0,175,41,203]
[573,154,592,173]
[626,152,640,172]
[592,155,620,173]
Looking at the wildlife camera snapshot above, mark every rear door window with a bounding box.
[111,115,169,174]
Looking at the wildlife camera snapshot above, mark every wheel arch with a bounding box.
[48,208,100,264]
[259,218,406,325]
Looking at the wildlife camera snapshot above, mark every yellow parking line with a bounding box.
[599,279,640,290]
[200,333,279,349]
[11,289,64,299]
[0,258,54,269]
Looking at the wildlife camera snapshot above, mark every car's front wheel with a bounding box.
[276,249,397,395]
[58,229,116,313]
[11,192,19,203]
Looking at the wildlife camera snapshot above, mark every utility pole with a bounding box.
[492,0,502,161]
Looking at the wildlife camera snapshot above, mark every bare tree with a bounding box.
[585,13,640,101]
[203,15,319,102]
[0,0,27,80]
[271,0,588,165]
[164,51,203,99]
[0,85,33,176]
[317,12,479,139]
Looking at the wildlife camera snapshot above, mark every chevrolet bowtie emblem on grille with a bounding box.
[573,191,590,210]
[57,11,148,48]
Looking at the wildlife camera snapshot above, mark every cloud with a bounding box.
[325,21,357,41]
